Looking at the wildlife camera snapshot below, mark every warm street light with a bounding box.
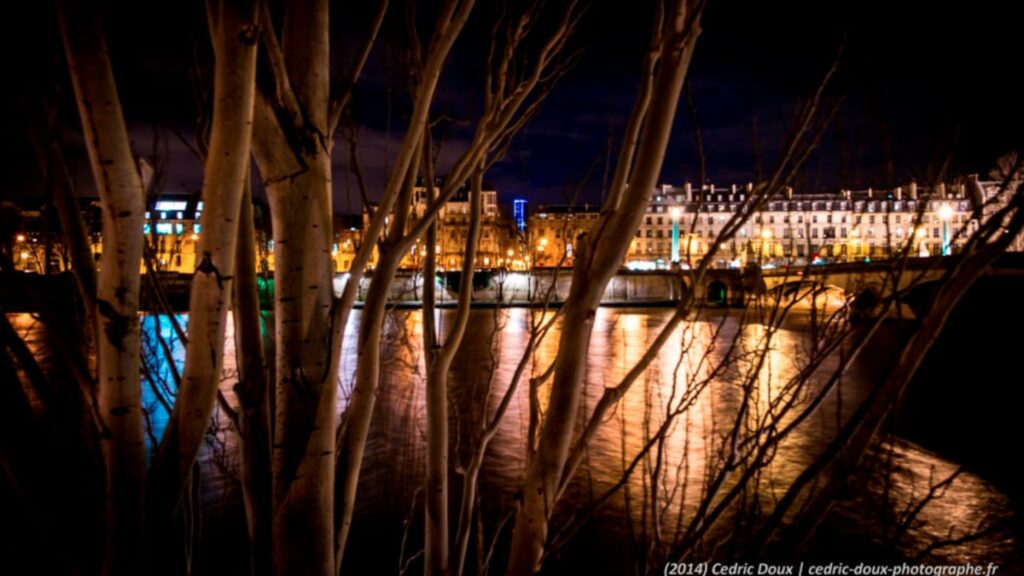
[759,228,773,265]
[914,227,929,257]
[938,203,953,255]
[16,234,26,243]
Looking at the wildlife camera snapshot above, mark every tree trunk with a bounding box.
[234,174,273,576]
[426,168,484,575]
[247,1,337,573]
[335,152,421,570]
[148,0,259,530]
[505,3,702,573]
[58,1,148,572]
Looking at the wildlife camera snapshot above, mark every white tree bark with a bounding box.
[58,1,147,572]
[424,167,485,575]
[148,0,259,528]
[506,2,703,573]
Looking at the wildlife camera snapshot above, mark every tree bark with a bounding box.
[505,3,703,573]
[425,167,485,575]
[148,0,259,532]
[58,1,148,572]
[234,174,273,576]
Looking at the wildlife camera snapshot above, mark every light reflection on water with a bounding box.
[6,309,1017,569]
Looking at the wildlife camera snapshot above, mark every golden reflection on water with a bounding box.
[5,309,1015,565]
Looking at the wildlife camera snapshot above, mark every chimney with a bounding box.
[937,182,946,198]
[684,182,693,202]
[894,186,902,200]
[785,186,793,200]
[867,188,873,199]
[909,181,918,199]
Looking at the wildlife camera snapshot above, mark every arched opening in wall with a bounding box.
[708,280,728,306]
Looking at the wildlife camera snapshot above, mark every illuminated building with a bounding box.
[526,204,601,268]
[633,177,1007,268]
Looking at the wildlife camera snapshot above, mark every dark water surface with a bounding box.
[7,302,1022,574]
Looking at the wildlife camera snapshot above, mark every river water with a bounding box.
[8,307,1022,574]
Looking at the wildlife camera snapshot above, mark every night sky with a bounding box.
[3,1,1022,214]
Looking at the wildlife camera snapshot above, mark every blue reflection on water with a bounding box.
[140,313,188,459]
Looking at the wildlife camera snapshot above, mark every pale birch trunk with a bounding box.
[58,2,147,573]
[335,150,421,569]
[247,1,337,573]
[425,168,484,575]
[234,174,273,576]
[505,3,703,573]
[148,0,259,527]
[329,4,477,570]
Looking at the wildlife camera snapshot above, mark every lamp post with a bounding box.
[760,228,773,266]
[670,206,681,264]
[938,203,953,256]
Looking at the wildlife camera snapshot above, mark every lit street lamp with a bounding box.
[760,228,772,266]
[915,228,928,257]
[670,207,681,264]
[938,203,953,256]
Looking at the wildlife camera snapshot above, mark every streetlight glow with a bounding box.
[938,204,953,255]
[670,207,682,263]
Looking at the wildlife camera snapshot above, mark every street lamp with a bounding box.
[915,227,928,257]
[760,228,773,265]
[938,203,953,256]
[670,207,681,263]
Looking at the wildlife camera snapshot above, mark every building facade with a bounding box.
[631,178,1002,269]
[527,203,602,267]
